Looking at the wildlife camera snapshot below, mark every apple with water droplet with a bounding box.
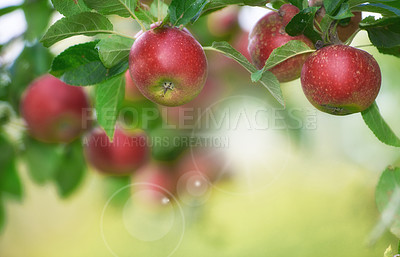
[129,26,208,107]
[301,45,381,115]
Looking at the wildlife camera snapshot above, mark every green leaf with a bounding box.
[134,8,155,29]
[23,137,64,184]
[0,135,22,201]
[376,166,400,238]
[361,102,400,147]
[41,12,114,47]
[360,16,400,49]
[54,140,86,198]
[23,0,54,41]
[51,0,90,16]
[288,0,308,9]
[150,0,169,20]
[285,6,322,43]
[168,0,210,26]
[251,40,314,82]
[51,41,128,86]
[95,75,125,139]
[377,45,400,57]
[0,5,22,16]
[327,3,354,20]
[83,0,137,18]
[205,41,284,106]
[323,0,345,15]
[96,36,134,68]
[353,3,400,17]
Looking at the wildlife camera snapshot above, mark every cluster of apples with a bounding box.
[127,2,380,116]
[19,1,382,203]
[20,72,219,204]
[248,2,381,115]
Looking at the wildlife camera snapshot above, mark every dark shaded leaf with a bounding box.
[285,6,322,43]
[51,41,128,86]
[168,0,210,26]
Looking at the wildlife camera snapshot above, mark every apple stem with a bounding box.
[327,21,342,45]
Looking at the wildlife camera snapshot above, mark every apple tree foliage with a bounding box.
[0,0,399,245]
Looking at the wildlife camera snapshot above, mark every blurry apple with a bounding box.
[21,74,90,143]
[207,6,239,37]
[84,126,149,175]
[177,149,229,183]
[233,31,251,61]
[132,162,177,205]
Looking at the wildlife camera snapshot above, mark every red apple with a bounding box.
[248,4,314,82]
[301,45,381,115]
[132,162,177,205]
[84,127,149,175]
[21,74,90,143]
[129,26,208,107]
[124,70,144,102]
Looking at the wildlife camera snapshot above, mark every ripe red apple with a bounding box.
[124,70,144,102]
[84,127,149,175]
[132,163,177,205]
[129,26,208,107]
[248,4,314,82]
[21,74,90,143]
[301,45,381,115]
